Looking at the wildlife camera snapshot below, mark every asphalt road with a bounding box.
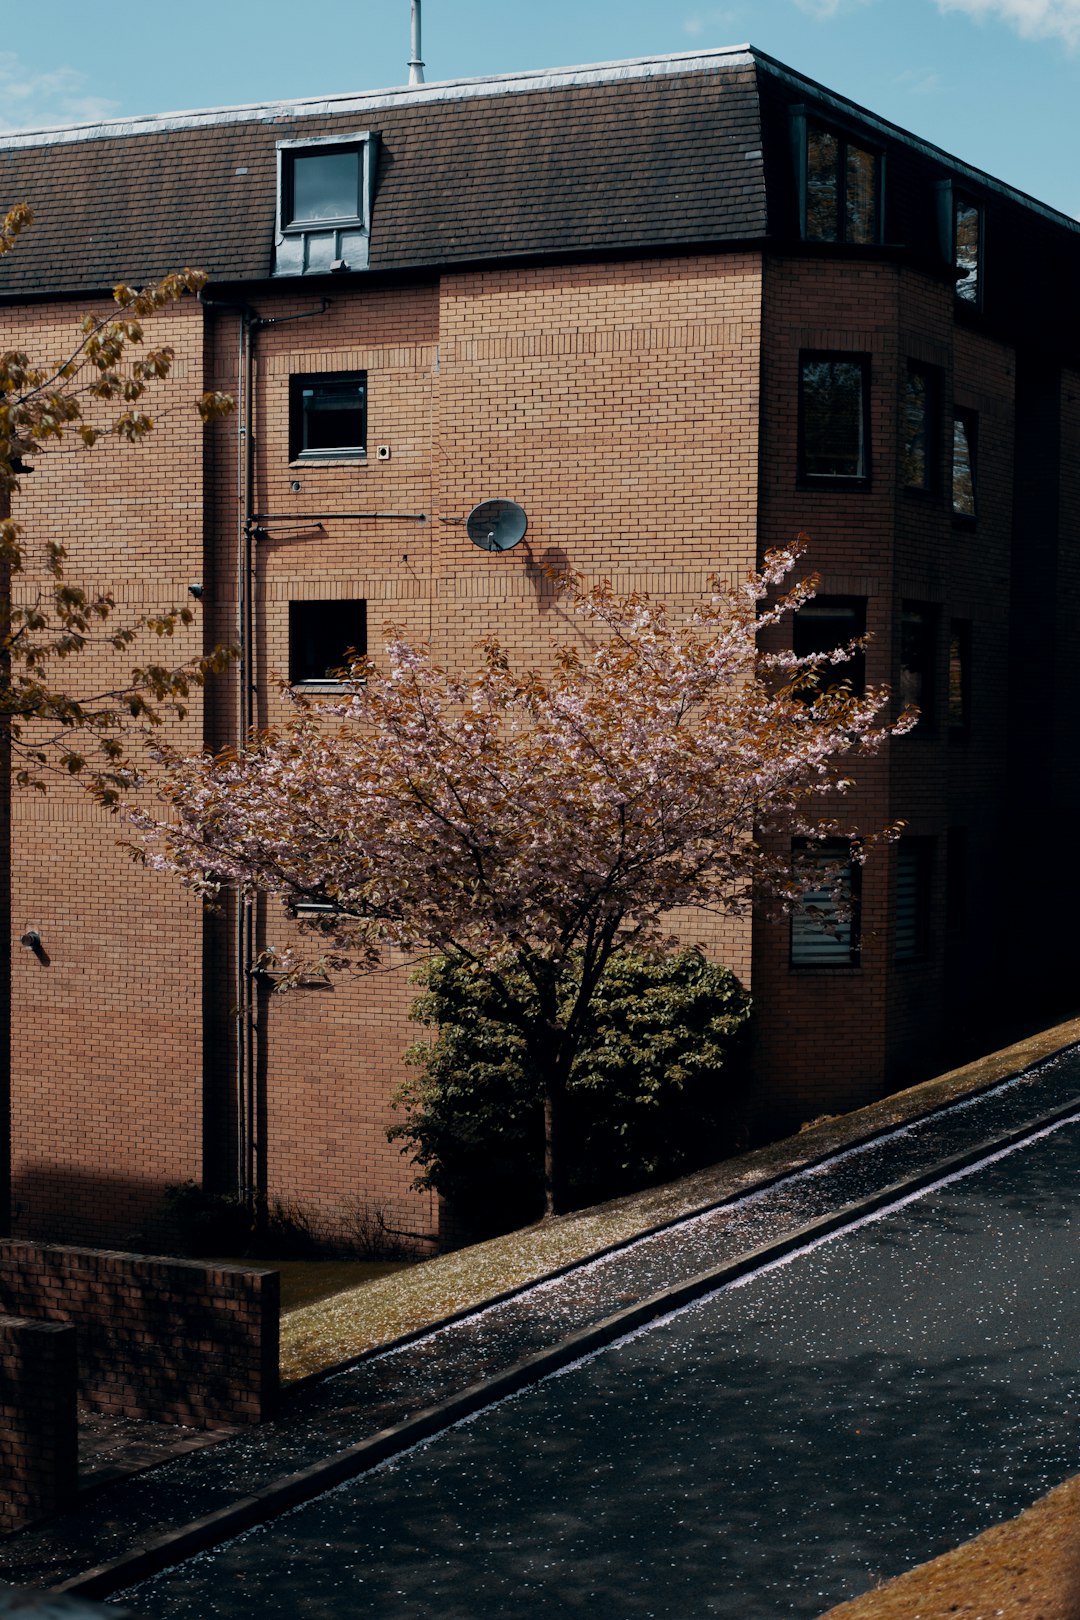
[115,1110,1080,1618]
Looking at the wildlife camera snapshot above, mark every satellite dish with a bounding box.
[466,499,528,553]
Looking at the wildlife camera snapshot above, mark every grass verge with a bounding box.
[819,1472,1080,1619]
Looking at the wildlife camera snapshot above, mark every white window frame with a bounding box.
[274,131,376,276]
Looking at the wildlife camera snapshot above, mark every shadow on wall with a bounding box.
[10,1163,437,1261]
[10,1163,207,1252]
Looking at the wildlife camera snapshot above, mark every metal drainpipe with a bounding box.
[198,293,258,1208]
[238,308,257,1210]
[200,292,330,1212]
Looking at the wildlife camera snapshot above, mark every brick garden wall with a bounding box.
[0,1241,278,1426]
[0,1314,77,1532]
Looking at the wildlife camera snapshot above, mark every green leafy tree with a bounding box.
[391,947,751,1234]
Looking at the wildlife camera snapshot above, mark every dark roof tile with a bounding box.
[0,53,766,295]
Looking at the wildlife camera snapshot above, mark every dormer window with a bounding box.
[793,111,882,245]
[285,149,364,228]
[274,132,376,277]
[954,197,983,307]
[936,183,984,310]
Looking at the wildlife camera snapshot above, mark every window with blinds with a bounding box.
[895,838,933,962]
[799,354,871,484]
[790,842,860,967]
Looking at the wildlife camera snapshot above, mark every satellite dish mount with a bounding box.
[466,499,528,553]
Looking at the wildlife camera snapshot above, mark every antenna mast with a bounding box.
[408,0,425,85]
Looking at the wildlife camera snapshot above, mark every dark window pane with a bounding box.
[790,842,859,966]
[845,143,877,244]
[952,409,976,517]
[793,598,866,697]
[895,839,932,961]
[289,600,367,684]
[955,202,981,304]
[948,619,971,732]
[303,383,366,452]
[900,603,936,728]
[800,358,867,479]
[902,365,931,488]
[289,150,360,224]
[290,373,367,460]
[806,126,839,242]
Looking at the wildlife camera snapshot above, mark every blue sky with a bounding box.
[3,0,1079,216]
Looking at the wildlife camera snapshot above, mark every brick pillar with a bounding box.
[0,1314,77,1531]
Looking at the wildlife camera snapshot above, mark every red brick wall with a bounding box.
[0,1241,278,1425]
[0,1314,77,1531]
[753,255,1017,1119]
[16,242,1036,1234]
[9,297,208,1247]
[188,253,764,1240]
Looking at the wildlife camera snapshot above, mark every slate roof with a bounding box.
[0,48,767,297]
[0,44,1076,303]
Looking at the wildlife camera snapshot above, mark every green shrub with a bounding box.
[162,1180,254,1256]
[390,948,751,1237]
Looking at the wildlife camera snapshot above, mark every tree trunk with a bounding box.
[541,1070,568,1218]
[0,487,10,1236]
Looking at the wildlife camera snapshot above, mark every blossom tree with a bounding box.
[0,203,234,800]
[136,545,913,1216]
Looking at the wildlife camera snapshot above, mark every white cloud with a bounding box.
[0,54,119,133]
[896,66,944,93]
[790,0,872,17]
[682,8,741,36]
[936,0,1080,48]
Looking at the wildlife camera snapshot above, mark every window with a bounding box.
[902,362,940,491]
[802,121,881,244]
[895,838,933,962]
[289,373,367,462]
[790,841,860,967]
[899,603,937,731]
[274,133,375,277]
[799,354,870,484]
[952,408,977,519]
[284,149,364,229]
[793,597,866,698]
[948,620,971,735]
[289,599,367,686]
[954,198,983,307]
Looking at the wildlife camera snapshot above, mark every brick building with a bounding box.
[1,45,1077,1247]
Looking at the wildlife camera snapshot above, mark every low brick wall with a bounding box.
[0,1242,279,1427]
[0,1314,78,1532]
